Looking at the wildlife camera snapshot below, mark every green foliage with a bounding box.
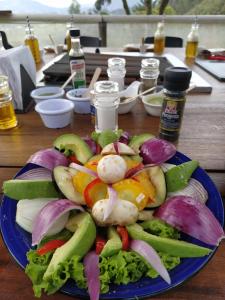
[68,0,81,14]
[188,0,225,14]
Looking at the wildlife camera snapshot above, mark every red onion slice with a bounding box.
[32,199,84,246]
[130,239,171,284]
[118,131,130,145]
[155,196,225,246]
[140,138,176,165]
[70,162,98,178]
[16,167,52,180]
[103,185,118,221]
[84,251,100,300]
[28,148,68,171]
[83,137,97,154]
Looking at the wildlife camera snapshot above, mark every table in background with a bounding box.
[0,48,225,300]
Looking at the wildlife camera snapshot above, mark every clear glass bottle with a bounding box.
[154,21,165,55]
[107,57,126,91]
[159,67,192,142]
[93,81,119,132]
[140,58,160,93]
[24,18,41,64]
[69,28,86,89]
[0,75,18,130]
[185,21,199,59]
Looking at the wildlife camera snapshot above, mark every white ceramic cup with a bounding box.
[66,88,91,114]
[35,98,74,128]
[31,86,65,104]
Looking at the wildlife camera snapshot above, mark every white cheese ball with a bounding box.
[92,198,138,226]
[97,154,127,184]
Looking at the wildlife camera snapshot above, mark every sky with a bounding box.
[34,0,96,8]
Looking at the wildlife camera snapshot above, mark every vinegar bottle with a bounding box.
[185,18,199,59]
[154,21,165,55]
[24,17,41,64]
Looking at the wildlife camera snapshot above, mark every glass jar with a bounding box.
[140,58,160,93]
[107,57,126,91]
[0,75,18,130]
[159,67,192,142]
[93,81,119,132]
[24,26,41,64]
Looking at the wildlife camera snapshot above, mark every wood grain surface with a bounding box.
[0,48,225,300]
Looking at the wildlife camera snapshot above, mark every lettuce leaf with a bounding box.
[141,219,180,239]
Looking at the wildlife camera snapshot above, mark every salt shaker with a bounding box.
[140,58,160,93]
[107,57,126,91]
[93,81,119,132]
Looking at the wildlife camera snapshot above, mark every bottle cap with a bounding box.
[163,67,192,91]
[69,28,80,38]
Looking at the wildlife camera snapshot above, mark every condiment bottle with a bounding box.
[24,17,41,64]
[65,22,72,52]
[185,18,199,59]
[107,57,126,91]
[0,75,18,130]
[159,67,192,142]
[140,58,160,93]
[93,81,119,132]
[69,28,86,89]
[154,21,165,55]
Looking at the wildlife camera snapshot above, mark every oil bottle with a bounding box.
[185,17,199,59]
[154,21,165,55]
[24,16,41,64]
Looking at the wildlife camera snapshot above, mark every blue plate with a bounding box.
[0,152,224,299]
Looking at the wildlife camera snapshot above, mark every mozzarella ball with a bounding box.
[97,154,127,184]
[92,198,138,226]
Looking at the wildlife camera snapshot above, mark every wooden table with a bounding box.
[0,48,225,300]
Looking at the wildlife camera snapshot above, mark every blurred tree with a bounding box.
[133,0,172,15]
[68,0,80,14]
[188,0,225,14]
[95,0,130,15]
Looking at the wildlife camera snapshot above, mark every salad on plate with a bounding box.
[1,129,224,300]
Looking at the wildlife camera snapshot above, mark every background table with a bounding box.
[0,48,225,300]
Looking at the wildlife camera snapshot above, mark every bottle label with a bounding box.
[70,59,86,88]
[160,98,185,132]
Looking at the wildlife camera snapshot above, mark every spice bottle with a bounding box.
[154,21,165,55]
[185,18,199,59]
[159,67,192,142]
[0,75,18,130]
[93,81,119,132]
[107,57,126,91]
[69,28,86,89]
[24,17,41,64]
[140,58,160,93]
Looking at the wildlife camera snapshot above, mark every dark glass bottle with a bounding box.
[159,67,192,142]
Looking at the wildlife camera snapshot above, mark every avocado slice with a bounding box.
[53,166,85,204]
[53,134,93,164]
[44,212,96,280]
[3,179,59,200]
[129,133,155,153]
[101,227,122,257]
[165,160,199,193]
[126,223,211,257]
[147,166,166,208]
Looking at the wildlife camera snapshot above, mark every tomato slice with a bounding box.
[95,235,106,254]
[68,154,80,164]
[117,226,130,250]
[37,239,66,256]
[83,178,108,207]
[113,178,148,210]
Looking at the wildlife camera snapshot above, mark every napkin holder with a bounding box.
[0,46,36,113]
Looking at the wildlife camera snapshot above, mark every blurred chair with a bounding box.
[0,31,13,49]
[144,36,183,48]
[80,36,102,47]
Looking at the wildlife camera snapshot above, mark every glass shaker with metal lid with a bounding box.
[93,81,119,132]
[107,57,126,91]
[140,58,160,93]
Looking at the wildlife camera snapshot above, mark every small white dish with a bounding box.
[31,86,65,104]
[66,88,91,114]
[35,98,74,128]
[142,91,164,117]
[118,81,141,114]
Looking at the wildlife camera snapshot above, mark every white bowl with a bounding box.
[66,88,91,114]
[31,86,65,104]
[142,91,164,117]
[118,81,141,114]
[118,98,138,114]
[35,98,74,128]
